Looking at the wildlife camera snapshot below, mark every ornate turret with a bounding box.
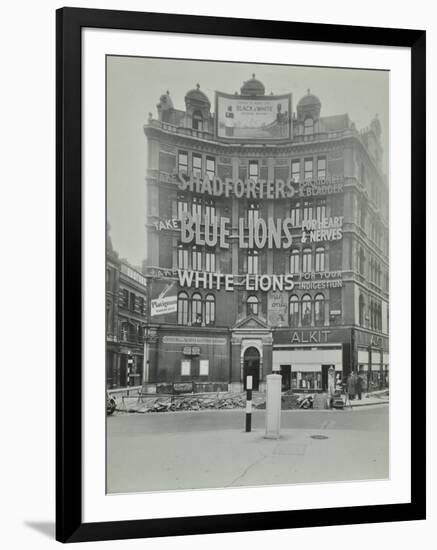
[297,88,322,121]
[240,74,265,96]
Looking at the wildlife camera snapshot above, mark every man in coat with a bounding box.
[347,371,357,400]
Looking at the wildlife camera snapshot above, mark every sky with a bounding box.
[107,56,389,267]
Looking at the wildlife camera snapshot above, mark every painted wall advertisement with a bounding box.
[216,92,291,140]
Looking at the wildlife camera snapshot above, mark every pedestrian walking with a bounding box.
[355,373,363,400]
[347,371,356,400]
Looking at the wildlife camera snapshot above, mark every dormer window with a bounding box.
[192,110,203,131]
[304,117,314,135]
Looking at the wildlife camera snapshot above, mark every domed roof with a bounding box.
[297,89,321,108]
[240,74,265,96]
[185,83,210,105]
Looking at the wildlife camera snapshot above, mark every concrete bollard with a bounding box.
[265,373,282,439]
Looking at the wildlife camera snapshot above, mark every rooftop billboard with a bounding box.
[215,92,292,141]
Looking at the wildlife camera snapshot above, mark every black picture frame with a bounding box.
[56,7,426,543]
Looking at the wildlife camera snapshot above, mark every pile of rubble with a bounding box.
[116,393,252,414]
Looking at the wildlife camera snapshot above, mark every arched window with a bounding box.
[192,110,203,131]
[290,249,300,275]
[301,294,312,327]
[191,293,203,326]
[205,294,216,325]
[359,293,365,326]
[302,248,312,273]
[289,295,299,327]
[177,291,189,325]
[315,247,325,272]
[304,117,314,135]
[247,295,259,316]
[314,293,325,325]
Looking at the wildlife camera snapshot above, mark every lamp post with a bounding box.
[143,326,150,388]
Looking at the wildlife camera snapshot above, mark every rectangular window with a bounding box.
[247,203,259,227]
[129,292,136,312]
[303,199,313,221]
[177,198,189,221]
[290,251,299,275]
[248,250,259,275]
[178,246,189,270]
[192,153,202,177]
[199,360,209,376]
[192,196,202,220]
[192,247,202,271]
[317,157,326,179]
[304,158,313,180]
[181,360,191,376]
[302,249,312,273]
[204,200,216,224]
[291,160,300,183]
[315,248,326,272]
[205,250,216,272]
[178,151,188,174]
[290,201,301,227]
[206,156,215,181]
[249,160,259,183]
[315,198,326,222]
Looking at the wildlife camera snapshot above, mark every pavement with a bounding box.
[106,405,389,494]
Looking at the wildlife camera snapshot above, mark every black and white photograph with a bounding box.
[105,57,390,494]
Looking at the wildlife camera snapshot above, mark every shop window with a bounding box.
[290,249,300,275]
[304,158,313,179]
[302,248,312,273]
[301,294,312,327]
[191,293,203,326]
[192,153,202,178]
[249,160,259,183]
[178,151,188,175]
[181,359,191,376]
[206,156,215,181]
[317,156,326,179]
[304,117,314,136]
[247,295,259,316]
[315,247,325,272]
[177,244,189,270]
[247,249,259,275]
[191,246,202,271]
[177,291,189,325]
[290,201,301,227]
[205,294,216,326]
[192,110,203,131]
[205,249,216,273]
[314,293,325,325]
[291,160,300,182]
[289,295,299,327]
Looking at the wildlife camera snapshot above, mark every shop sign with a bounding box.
[149,218,180,231]
[290,330,331,344]
[163,336,227,346]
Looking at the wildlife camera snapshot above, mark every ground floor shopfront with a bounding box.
[139,322,389,394]
[106,340,144,389]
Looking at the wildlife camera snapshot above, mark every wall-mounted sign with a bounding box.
[163,336,227,346]
[150,281,177,317]
[267,291,289,327]
[216,92,292,141]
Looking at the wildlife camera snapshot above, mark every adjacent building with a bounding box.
[141,74,389,393]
